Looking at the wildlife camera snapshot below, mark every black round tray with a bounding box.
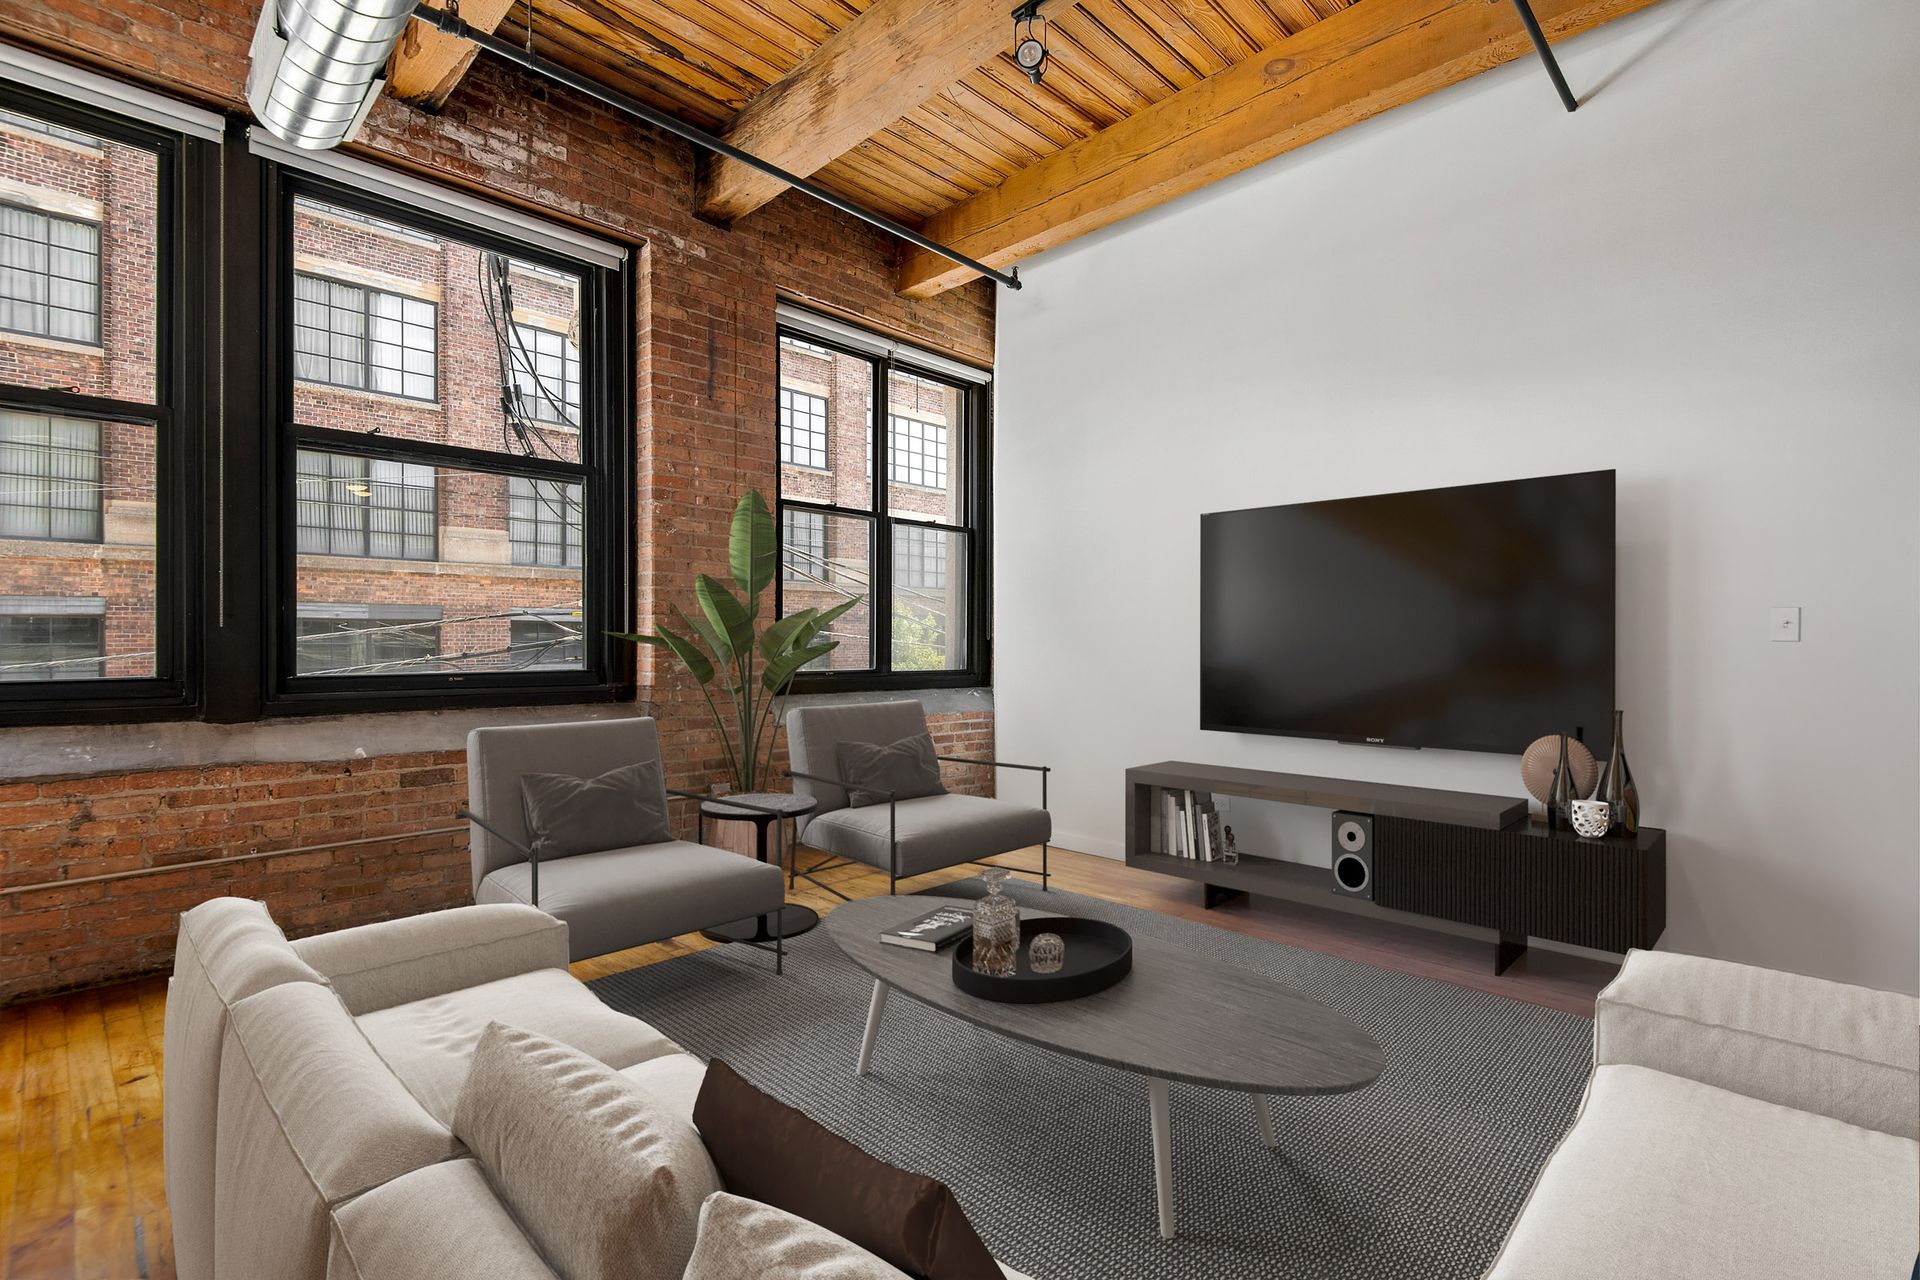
[951,916,1132,1003]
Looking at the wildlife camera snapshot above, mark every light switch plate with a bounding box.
[1770,607,1801,642]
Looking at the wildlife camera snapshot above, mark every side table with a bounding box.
[698,792,820,944]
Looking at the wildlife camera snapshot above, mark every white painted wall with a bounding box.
[993,0,1920,993]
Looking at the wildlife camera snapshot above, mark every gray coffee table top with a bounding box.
[826,895,1383,1094]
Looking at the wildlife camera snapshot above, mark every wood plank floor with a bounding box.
[0,844,1614,1279]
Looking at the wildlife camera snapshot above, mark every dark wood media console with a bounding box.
[1124,761,1666,974]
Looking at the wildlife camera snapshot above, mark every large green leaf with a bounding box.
[649,622,714,686]
[762,641,837,693]
[794,596,861,647]
[729,490,777,602]
[758,608,818,661]
[695,574,755,661]
[676,604,732,670]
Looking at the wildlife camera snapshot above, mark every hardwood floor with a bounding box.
[0,844,1615,1279]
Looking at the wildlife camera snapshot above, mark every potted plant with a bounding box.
[615,490,860,793]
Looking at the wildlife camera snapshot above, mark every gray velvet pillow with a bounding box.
[520,760,671,858]
[835,733,947,808]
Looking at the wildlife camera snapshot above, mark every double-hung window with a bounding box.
[293,273,438,400]
[0,202,102,345]
[774,311,990,689]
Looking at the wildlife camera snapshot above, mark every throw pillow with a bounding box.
[684,1193,914,1280]
[519,760,671,858]
[834,733,948,809]
[692,1059,999,1280]
[452,1022,721,1280]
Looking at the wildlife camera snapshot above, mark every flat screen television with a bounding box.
[1200,470,1615,755]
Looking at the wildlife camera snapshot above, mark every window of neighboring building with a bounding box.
[0,202,102,345]
[0,110,102,148]
[0,411,102,541]
[508,610,583,669]
[294,450,437,560]
[775,314,988,689]
[294,603,442,676]
[508,475,582,567]
[0,597,105,681]
[779,388,828,470]
[508,322,581,427]
[293,272,438,400]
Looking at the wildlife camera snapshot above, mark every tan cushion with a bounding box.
[292,904,569,1015]
[356,967,681,1125]
[618,1051,708,1123]
[685,1193,914,1280]
[1486,1064,1918,1280]
[163,897,329,1280]
[326,1159,560,1280]
[1596,948,1920,1138]
[453,1022,722,1280]
[216,983,460,1280]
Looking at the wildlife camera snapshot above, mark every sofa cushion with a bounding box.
[836,732,947,808]
[356,966,682,1126]
[802,793,1051,878]
[476,840,784,962]
[292,903,569,1016]
[1486,1064,1918,1280]
[693,1059,1000,1280]
[1596,948,1920,1138]
[521,760,673,858]
[454,1022,722,1280]
[164,897,330,1280]
[327,1159,560,1280]
[685,1193,914,1280]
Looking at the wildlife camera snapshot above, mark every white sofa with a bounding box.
[1487,949,1919,1279]
[162,897,1033,1280]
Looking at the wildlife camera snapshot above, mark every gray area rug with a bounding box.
[590,878,1591,1280]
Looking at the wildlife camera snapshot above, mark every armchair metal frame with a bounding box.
[786,757,1052,899]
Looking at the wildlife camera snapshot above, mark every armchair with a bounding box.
[462,717,788,970]
[785,699,1052,897]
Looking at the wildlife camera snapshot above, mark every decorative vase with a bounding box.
[1598,709,1639,835]
[971,868,1019,978]
[1028,932,1065,974]
[1521,734,1598,804]
[1569,798,1612,838]
[1547,733,1576,830]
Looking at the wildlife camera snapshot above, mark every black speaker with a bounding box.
[1331,811,1374,899]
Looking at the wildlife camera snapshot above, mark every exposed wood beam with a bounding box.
[696,0,1013,224]
[388,0,519,109]
[899,0,1665,297]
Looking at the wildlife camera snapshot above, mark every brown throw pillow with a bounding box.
[692,1060,999,1280]
[835,733,947,809]
[520,759,672,858]
[683,1193,914,1280]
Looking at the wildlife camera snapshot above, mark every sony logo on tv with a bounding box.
[1366,737,1387,744]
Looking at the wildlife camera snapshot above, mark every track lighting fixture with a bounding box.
[1011,1,1048,86]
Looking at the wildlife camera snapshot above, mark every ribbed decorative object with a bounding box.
[247,0,416,150]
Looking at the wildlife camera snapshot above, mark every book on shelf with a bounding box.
[878,905,973,951]
[1159,788,1223,860]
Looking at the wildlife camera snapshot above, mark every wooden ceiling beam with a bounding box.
[389,0,520,109]
[695,0,1014,224]
[898,0,1665,298]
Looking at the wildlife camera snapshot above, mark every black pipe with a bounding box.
[1510,0,1579,112]
[410,2,1022,290]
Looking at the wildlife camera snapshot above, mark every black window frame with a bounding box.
[0,85,206,725]
[291,270,440,402]
[774,321,991,694]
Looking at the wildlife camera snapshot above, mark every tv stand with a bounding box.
[1124,761,1666,974]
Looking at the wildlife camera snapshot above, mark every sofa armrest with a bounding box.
[292,904,570,1016]
[1595,948,1918,1138]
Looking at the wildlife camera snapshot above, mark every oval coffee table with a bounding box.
[827,895,1384,1239]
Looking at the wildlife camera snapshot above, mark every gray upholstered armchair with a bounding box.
[462,717,788,969]
[785,699,1052,897]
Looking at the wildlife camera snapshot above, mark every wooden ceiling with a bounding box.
[389,0,1666,296]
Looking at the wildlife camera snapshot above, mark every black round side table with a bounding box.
[697,791,820,944]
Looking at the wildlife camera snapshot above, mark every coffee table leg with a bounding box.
[1148,1077,1174,1239]
[857,979,891,1077]
[1256,1095,1278,1149]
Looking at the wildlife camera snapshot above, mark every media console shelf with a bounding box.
[1124,761,1666,974]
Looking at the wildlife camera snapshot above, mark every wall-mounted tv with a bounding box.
[1200,470,1615,756]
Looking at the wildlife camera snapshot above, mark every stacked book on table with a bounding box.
[1158,789,1226,861]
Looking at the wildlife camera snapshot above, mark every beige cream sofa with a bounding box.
[1487,949,1919,1280]
[163,897,1034,1280]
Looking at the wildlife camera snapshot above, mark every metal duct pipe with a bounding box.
[247,0,415,150]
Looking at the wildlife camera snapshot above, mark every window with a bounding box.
[295,604,441,676]
[0,203,102,345]
[508,475,582,567]
[775,314,988,689]
[293,273,438,400]
[295,450,437,560]
[779,388,828,469]
[0,597,105,681]
[509,323,581,427]
[0,110,101,148]
[508,610,583,669]
[0,411,102,541]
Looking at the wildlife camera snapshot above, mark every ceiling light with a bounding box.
[1011,2,1048,86]
[246,0,415,150]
